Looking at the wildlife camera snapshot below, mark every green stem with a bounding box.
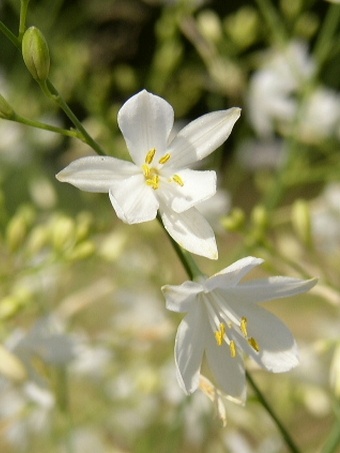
[321,411,340,453]
[55,367,75,453]
[19,0,31,41]
[313,3,340,71]
[157,214,203,281]
[12,113,82,139]
[0,23,105,155]
[0,21,21,49]
[253,0,288,45]
[246,371,302,453]
[39,80,106,155]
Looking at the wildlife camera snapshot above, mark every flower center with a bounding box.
[142,148,185,190]
[206,294,260,358]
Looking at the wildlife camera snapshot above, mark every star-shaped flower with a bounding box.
[56,90,240,259]
[162,256,317,402]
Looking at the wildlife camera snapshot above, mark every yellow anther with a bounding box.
[146,175,160,190]
[145,148,156,164]
[172,174,184,187]
[142,164,151,178]
[240,317,248,337]
[248,337,260,352]
[215,323,226,346]
[158,153,171,164]
[229,340,237,358]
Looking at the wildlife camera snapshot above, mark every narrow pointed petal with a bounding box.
[227,277,318,304]
[204,256,264,292]
[174,306,207,394]
[117,90,174,166]
[230,302,299,372]
[205,332,246,402]
[109,174,159,224]
[162,169,216,213]
[167,108,241,168]
[160,207,218,259]
[56,156,138,192]
[162,281,203,313]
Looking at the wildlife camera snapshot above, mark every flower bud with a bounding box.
[0,93,15,119]
[22,26,50,82]
[221,208,246,232]
[292,199,312,248]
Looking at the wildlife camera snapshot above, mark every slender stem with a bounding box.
[0,21,21,49]
[12,113,82,139]
[55,367,75,453]
[313,3,340,71]
[19,0,31,41]
[156,214,203,280]
[0,22,105,155]
[320,404,340,453]
[40,80,106,155]
[246,371,302,453]
[253,0,287,46]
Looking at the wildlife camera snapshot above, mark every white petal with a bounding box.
[174,306,207,394]
[56,156,138,192]
[168,108,241,168]
[161,169,216,213]
[162,281,203,313]
[205,330,246,402]
[109,174,159,224]
[204,256,264,292]
[160,206,218,259]
[232,276,318,304]
[229,302,299,372]
[117,90,174,166]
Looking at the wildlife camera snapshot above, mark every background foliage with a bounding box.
[0,0,339,452]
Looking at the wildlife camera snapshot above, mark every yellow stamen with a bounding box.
[215,323,226,346]
[142,163,151,178]
[240,317,248,337]
[229,340,237,358]
[172,174,184,187]
[145,148,156,164]
[248,337,260,352]
[158,153,171,164]
[146,175,160,190]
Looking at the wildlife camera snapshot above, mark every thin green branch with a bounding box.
[157,214,203,281]
[314,3,340,71]
[246,371,302,453]
[40,80,106,156]
[12,113,82,139]
[0,21,21,49]
[253,0,288,46]
[19,0,31,41]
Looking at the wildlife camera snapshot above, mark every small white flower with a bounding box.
[162,256,317,401]
[56,90,240,259]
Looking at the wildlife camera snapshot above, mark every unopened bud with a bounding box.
[51,215,75,251]
[221,208,246,232]
[22,26,50,82]
[251,205,269,231]
[292,199,312,247]
[66,241,96,261]
[6,216,27,252]
[0,93,15,119]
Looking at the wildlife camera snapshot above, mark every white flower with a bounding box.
[247,41,314,137]
[162,256,317,401]
[56,90,240,259]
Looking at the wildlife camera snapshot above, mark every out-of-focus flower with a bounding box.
[8,315,76,385]
[298,87,340,143]
[56,90,240,259]
[162,256,317,401]
[0,379,54,449]
[311,183,340,252]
